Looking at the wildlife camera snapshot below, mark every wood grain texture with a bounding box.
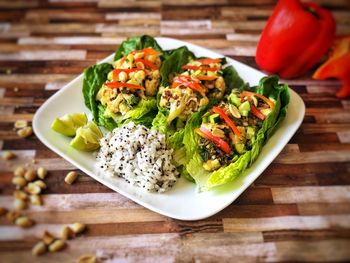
[0,0,350,262]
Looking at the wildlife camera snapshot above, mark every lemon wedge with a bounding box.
[51,113,87,137]
[70,121,102,151]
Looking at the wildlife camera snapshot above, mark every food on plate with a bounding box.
[96,122,179,192]
[51,112,87,136]
[83,36,163,131]
[50,35,290,192]
[70,121,102,151]
[182,76,290,190]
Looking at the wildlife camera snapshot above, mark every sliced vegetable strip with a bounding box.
[112,68,142,81]
[251,104,265,120]
[172,75,205,96]
[196,128,231,154]
[182,65,219,72]
[241,91,275,108]
[212,106,241,137]
[196,58,222,64]
[135,58,158,70]
[106,82,145,90]
[131,47,160,56]
[197,75,218,81]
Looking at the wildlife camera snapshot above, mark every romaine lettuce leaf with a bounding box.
[114,35,162,61]
[183,75,290,190]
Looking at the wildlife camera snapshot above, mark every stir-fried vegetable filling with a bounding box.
[159,58,227,124]
[96,47,161,117]
[196,89,275,172]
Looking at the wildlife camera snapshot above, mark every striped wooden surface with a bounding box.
[1,0,350,262]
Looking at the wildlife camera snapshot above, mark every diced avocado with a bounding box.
[203,159,221,171]
[202,112,210,123]
[246,126,255,140]
[209,113,220,124]
[239,101,251,117]
[125,94,140,106]
[107,71,114,81]
[261,108,272,117]
[235,143,245,154]
[229,93,241,107]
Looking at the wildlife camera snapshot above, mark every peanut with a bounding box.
[37,167,48,179]
[14,198,27,210]
[24,168,37,182]
[17,126,32,138]
[71,222,86,234]
[65,171,78,185]
[14,120,28,129]
[30,194,42,206]
[14,190,27,200]
[12,177,27,188]
[14,166,25,177]
[61,225,75,240]
[6,210,21,222]
[3,151,16,160]
[32,241,47,256]
[15,216,33,228]
[25,183,41,195]
[33,180,47,189]
[48,239,66,252]
[78,255,97,263]
[43,231,55,245]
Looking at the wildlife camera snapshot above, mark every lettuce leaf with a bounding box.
[183,75,290,190]
[222,65,244,95]
[83,36,162,130]
[114,35,162,61]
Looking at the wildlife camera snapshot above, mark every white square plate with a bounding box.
[33,37,305,220]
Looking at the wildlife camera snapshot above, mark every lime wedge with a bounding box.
[51,113,87,136]
[70,121,102,151]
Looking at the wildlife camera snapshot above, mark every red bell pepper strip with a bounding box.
[112,68,142,81]
[105,82,145,91]
[212,106,241,137]
[182,65,219,72]
[131,47,160,56]
[196,58,222,64]
[172,75,205,96]
[135,58,158,70]
[197,75,218,81]
[195,127,231,154]
[251,105,265,120]
[256,0,335,78]
[241,91,275,108]
[313,35,350,99]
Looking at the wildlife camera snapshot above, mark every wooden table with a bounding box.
[0,0,350,262]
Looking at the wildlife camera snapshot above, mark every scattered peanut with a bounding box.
[65,171,78,185]
[12,176,27,188]
[25,182,41,195]
[78,255,97,263]
[24,168,37,182]
[14,166,26,177]
[14,120,28,129]
[3,151,16,160]
[14,190,27,200]
[33,180,47,189]
[43,231,55,245]
[71,222,86,234]
[14,198,27,210]
[48,239,66,252]
[15,216,33,228]
[30,194,42,206]
[37,167,48,179]
[32,241,47,256]
[61,225,75,240]
[17,126,32,138]
[0,207,8,216]
[6,210,21,222]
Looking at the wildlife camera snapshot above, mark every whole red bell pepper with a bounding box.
[256,0,335,79]
[313,35,350,99]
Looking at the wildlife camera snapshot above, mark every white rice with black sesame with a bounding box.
[96,122,179,192]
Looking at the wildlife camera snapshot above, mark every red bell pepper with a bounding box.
[251,105,265,120]
[172,75,205,96]
[256,0,335,78]
[195,127,231,154]
[182,65,219,72]
[106,82,144,91]
[313,35,350,99]
[196,58,222,64]
[212,106,241,137]
[135,58,158,70]
[241,91,275,108]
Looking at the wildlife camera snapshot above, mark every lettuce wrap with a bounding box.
[183,76,290,190]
